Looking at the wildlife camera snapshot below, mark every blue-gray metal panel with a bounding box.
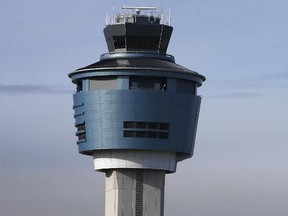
[73,90,202,158]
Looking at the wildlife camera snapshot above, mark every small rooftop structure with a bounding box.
[115,6,160,24]
[106,6,171,26]
[104,6,173,54]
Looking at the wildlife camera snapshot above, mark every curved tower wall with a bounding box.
[71,68,202,172]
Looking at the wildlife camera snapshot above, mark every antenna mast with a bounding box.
[168,8,171,26]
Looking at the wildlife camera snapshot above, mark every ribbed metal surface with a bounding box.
[75,57,203,77]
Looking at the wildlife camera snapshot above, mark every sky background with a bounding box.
[1,0,288,215]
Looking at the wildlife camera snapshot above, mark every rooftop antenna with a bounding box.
[160,6,163,24]
[105,12,109,25]
[168,8,171,26]
[112,2,115,24]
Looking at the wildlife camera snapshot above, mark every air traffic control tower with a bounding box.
[69,6,205,216]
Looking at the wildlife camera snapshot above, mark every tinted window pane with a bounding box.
[113,36,126,49]
[126,36,160,50]
[129,76,167,91]
[148,123,158,129]
[176,79,196,95]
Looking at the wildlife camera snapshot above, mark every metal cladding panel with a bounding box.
[73,90,201,157]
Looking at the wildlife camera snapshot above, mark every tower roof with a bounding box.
[69,54,206,85]
[76,57,198,75]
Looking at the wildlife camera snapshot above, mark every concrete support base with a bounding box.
[93,150,177,173]
[105,169,165,216]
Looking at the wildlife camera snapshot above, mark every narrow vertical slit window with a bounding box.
[76,123,86,142]
[76,81,83,92]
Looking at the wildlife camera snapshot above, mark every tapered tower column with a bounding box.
[69,6,205,216]
[105,169,165,216]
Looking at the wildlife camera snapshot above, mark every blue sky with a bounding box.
[1,0,288,215]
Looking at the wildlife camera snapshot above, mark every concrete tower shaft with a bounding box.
[69,6,205,216]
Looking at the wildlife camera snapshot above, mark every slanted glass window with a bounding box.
[176,79,196,95]
[129,76,167,91]
[89,76,118,90]
[113,36,126,49]
[126,36,160,50]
